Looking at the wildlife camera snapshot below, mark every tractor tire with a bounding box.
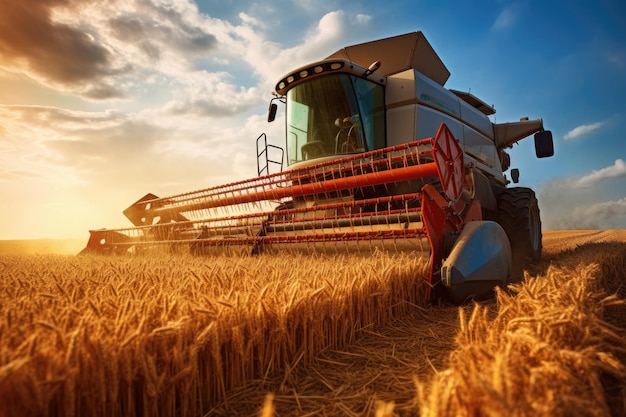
[496,187,542,279]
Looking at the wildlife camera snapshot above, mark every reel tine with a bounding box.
[87,138,437,256]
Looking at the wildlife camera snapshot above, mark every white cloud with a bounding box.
[492,6,518,30]
[162,70,262,117]
[538,158,626,229]
[0,100,280,238]
[238,12,266,29]
[354,14,372,25]
[574,159,626,188]
[0,4,375,180]
[0,2,376,238]
[251,10,373,84]
[563,122,604,140]
[1,0,374,107]
[551,197,626,230]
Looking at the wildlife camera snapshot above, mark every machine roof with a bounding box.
[325,32,451,86]
[450,89,496,116]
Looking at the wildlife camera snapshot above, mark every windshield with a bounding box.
[285,73,385,165]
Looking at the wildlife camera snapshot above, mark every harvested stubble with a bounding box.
[215,303,462,416]
[418,242,626,417]
[541,230,626,259]
[0,251,429,417]
[242,236,626,417]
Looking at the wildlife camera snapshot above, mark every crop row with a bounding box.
[0,252,429,417]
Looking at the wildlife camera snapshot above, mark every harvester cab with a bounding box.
[82,32,553,304]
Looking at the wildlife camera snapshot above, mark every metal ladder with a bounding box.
[256,133,284,176]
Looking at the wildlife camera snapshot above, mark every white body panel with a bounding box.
[386,69,504,183]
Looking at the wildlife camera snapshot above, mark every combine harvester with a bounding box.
[82,32,554,303]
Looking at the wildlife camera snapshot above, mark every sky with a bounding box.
[0,0,625,240]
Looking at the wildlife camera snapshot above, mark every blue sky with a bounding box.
[0,0,624,239]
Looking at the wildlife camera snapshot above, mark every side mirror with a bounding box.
[510,168,520,184]
[268,103,278,123]
[534,130,554,158]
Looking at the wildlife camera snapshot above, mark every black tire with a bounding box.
[497,187,542,277]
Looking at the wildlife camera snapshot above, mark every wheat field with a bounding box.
[1,230,625,416]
